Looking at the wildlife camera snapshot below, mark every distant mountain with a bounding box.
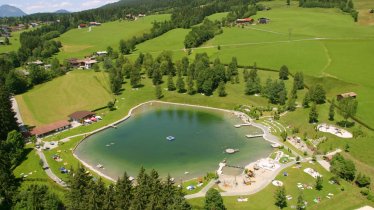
[55,9,70,14]
[0,4,27,17]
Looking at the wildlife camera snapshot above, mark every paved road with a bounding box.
[36,150,67,187]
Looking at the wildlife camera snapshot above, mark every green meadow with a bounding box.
[16,70,113,126]
[132,2,374,126]
[55,14,170,60]
[135,28,189,54]
[0,30,22,54]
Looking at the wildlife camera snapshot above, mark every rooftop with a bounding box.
[69,110,95,120]
[31,120,71,136]
[338,92,357,98]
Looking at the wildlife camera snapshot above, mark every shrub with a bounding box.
[355,173,371,188]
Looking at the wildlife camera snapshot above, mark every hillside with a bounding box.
[55,14,170,60]
[16,70,113,126]
[0,4,26,17]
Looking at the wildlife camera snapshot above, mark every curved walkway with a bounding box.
[36,149,67,187]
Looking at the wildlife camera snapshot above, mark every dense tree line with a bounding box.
[0,84,19,140]
[299,0,358,21]
[66,166,190,210]
[18,23,67,63]
[226,3,258,23]
[184,19,222,49]
[0,54,67,95]
[119,20,174,55]
[0,84,26,208]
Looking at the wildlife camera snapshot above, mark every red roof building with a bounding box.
[69,111,95,123]
[236,18,254,24]
[31,120,71,138]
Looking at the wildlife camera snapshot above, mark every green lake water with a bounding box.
[75,103,273,180]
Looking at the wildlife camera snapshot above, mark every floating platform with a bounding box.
[225,148,239,154]
[271,143,281,148]
[166,136,175,141]
[246,134,263,138]
[234,123,251,128]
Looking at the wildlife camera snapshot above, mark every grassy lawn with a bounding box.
[16,70,113,126]
[182,178,210,195]
[43,136,112,185]
[55,14,170,60]
[13,144,67,201]
[0,30,22,54]
[135,28,189,53]
[188,162,374,209]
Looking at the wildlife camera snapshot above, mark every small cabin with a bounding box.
[337,92,357,101]
[258,17,270,24]
[78,24,87,28]
[96,51,108,56]
[236,18,254,24]
[69,111,95,123]
[89,22,101,26]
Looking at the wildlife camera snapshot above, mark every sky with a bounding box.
[0,0,119,14]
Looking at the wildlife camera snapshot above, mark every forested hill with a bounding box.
[0,0,253,24]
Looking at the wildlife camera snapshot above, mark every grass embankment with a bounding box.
[189,162,373,209]
[55,14,170,60]
[16,70,113,126]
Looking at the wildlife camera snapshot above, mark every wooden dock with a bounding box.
[246,134,263,138]
[234,123,251,128]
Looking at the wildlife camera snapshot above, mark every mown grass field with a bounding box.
[132,1,374,127]
[55,14,170,60]
[0,30,22,54]
[135,28,189,54]
[188,162,373,209]
[16,70,113,126]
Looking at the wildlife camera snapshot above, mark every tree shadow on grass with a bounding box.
[13,147,33,170]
